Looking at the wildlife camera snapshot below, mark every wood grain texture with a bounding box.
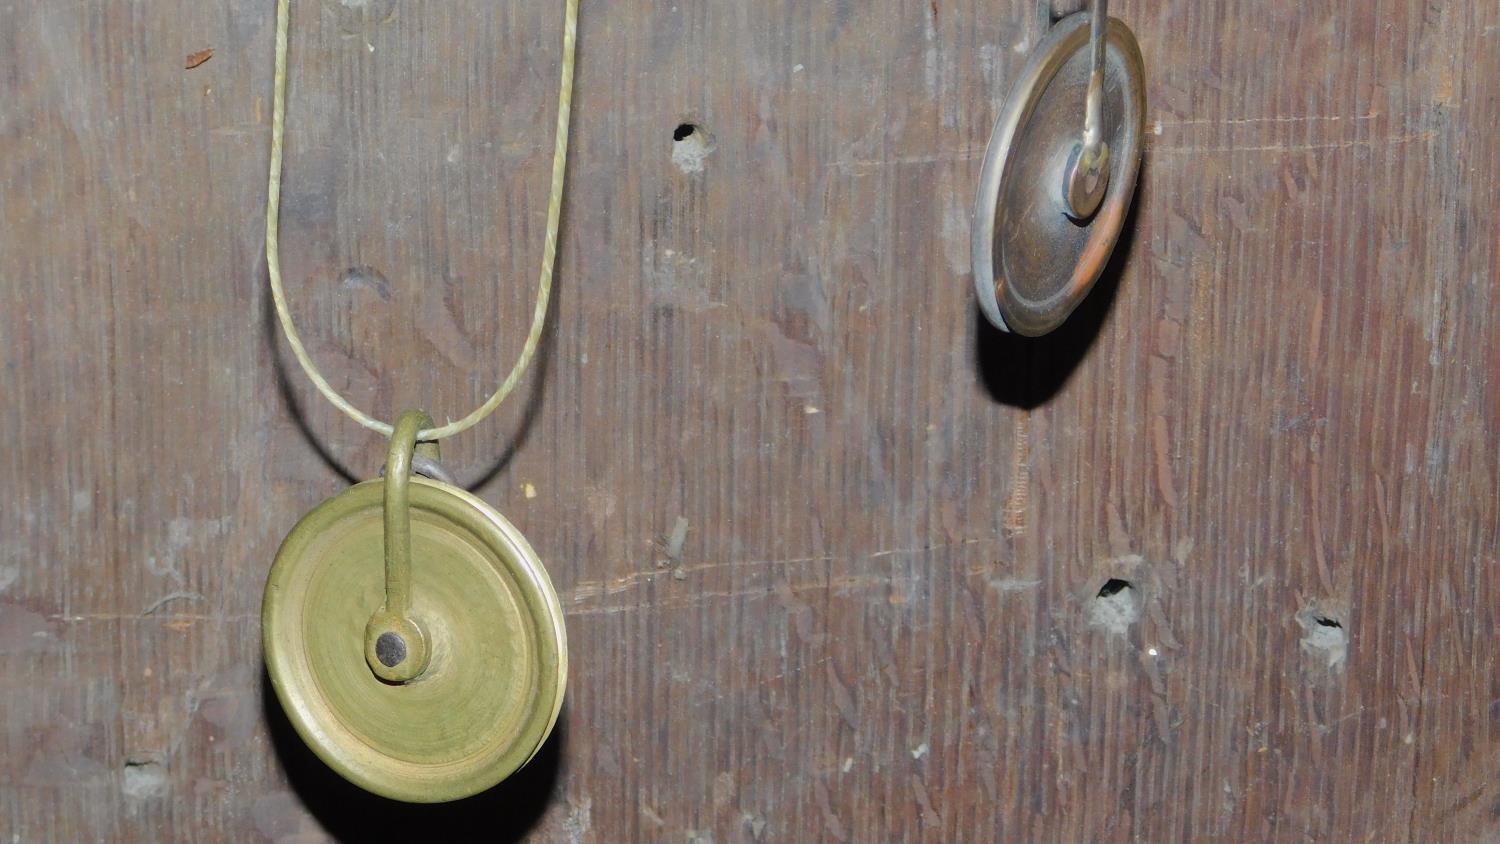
[2,0,1497,840]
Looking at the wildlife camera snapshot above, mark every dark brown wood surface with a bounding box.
[3,0,1497,840]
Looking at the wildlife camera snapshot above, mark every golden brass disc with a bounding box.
[263,477,566,803]
[971,12,1146,336]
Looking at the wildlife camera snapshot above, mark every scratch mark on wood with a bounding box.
[1152,131,1438,155]
[140,592,203,616]
[1003,415,1030,535]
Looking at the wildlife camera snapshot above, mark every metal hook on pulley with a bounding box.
[364,409,440,683]
[1062,0,1110,220]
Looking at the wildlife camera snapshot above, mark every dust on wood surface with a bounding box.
[2,0,1497,840]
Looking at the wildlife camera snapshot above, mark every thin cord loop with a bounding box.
[265,0,578,440]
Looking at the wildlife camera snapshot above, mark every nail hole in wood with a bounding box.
[1088,578,1138,634]
[1297,608,1348,670]
[671,122,714,173]
[121,758,168,800]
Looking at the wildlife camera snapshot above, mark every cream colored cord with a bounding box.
[265,0,578,440]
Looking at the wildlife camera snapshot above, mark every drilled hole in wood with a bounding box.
[121,758,168,800]
[671,122,714,173]
[1298,608,1348,670]
[1088,578,1137,634]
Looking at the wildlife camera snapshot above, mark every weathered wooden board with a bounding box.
[2,0,1497,839]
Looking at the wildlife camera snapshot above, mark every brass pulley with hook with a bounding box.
[972,0,1146,335]
[262,411,567,802]
[259,0,578,804]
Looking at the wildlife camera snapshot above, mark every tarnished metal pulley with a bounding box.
[263,411,566,803]
[972,2,1146,335]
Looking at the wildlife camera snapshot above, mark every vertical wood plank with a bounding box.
[2,0,1496,840]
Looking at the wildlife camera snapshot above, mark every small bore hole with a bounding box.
[670,123,715,173]
[121,758,168,799]
[1298,607,1349,670]
[1088,577,1138,634]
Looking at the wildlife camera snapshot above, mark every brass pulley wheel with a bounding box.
[263,413,566,803]
[972,6,1146,336]
[260,0,579,803]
